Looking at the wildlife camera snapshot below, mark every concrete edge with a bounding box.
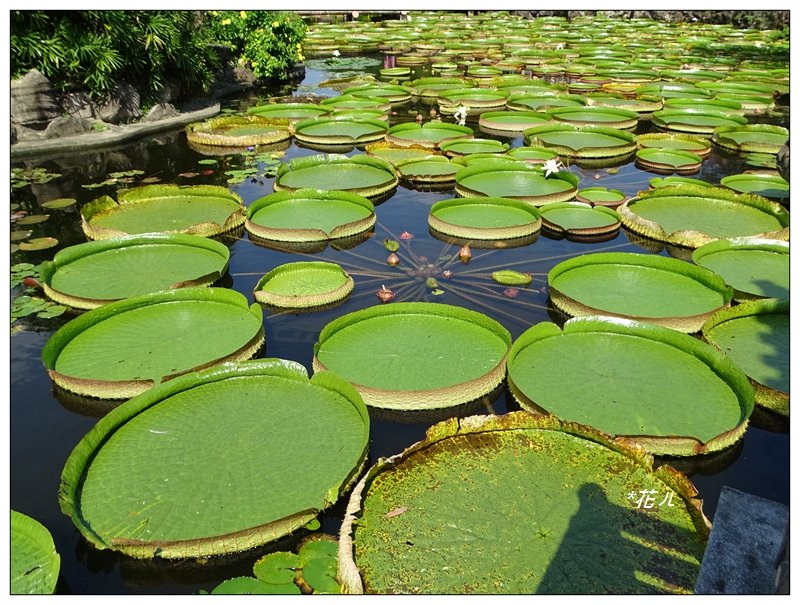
[10,103,222,160]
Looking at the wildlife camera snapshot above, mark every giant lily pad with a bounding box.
[339,412,710,594]
[478,110,553,133]
[274,154,398,199]
[548,106,639,130]
[548,252,733,332]
[663,97,744,116]
[59,360,369,558]
[651,110,748,135]
[575,187,627,208]
[42,287,264,399]
[247,102,331,122]
[523,124,637,158]
[507,317,753,455]
[506,93,587,112]
[364,141,439,166]
[395,156,460,185]
[720,173,789,201]
[711,124,789,155]
[293,117,388,146]
[428,197,542,240]
[507,146,561,164]
[437,87,508,112]
[254,262,354,309]
[10,510,60,594]
[246,189,375,243]
[80,185,246,240]
[342,83,413,104]
[635,148,704,174]
[385,122,473,149]
[636,133,712,156]
[692,238,789,301]
[439,138,510,157]
[618,185,790,248]
[702,299,789,417]
[185,115,292,147]
[313,302,511,411]
[539,202,621,237]
[39,233,230,310]
[455,161,579,204]
[320,94,392,112]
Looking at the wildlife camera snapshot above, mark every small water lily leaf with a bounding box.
[42,198,77,209]
[140,177,161,184]
[82,182,106,189]
[16,214,50,225]
[299,538,338,565]
[492,270,532,286]
[177,172,199,178]
[211,577,295,595]
[19,237,59,251]
[425,277,439,289]
[605,167,620,174]
[10,510,60,594]
[301,556,341,594]
[253,551,301,584]
[11,244,19,254]
[304,518,321,531]
[431,289,445,296]
[11,230,33,242]
[384,239,400,252]
[37,305,67,319]
[11,263,35,271]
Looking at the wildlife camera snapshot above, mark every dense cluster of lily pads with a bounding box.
[10,11,789,595]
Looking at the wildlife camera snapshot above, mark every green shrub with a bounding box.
[204,10,306,81]
[10,11,219,104]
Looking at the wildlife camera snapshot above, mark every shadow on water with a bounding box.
[536,483,704,594]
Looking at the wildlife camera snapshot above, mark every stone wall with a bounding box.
[511,10,789,29]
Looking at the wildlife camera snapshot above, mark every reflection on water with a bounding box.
[9,55,789,595]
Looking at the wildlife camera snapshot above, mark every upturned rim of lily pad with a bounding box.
[548,105,639,130]
[636,132,712,156]
[338,411,711,594]
[384,121,474,149]
[185,115,293,147]
[312,302,512,411]
[10,510,60,595]
[428,196,542,240]
[319,94,393,112]
[618,184,790,248]
[39,233,230,310]
[506,317,753,456]
[719,172,789,200]
[651,109,748,134]
[394,155,460,184]
[246,189,376,242]
[59,359,370,559]
[454,160,579,204]
[438,137,510,157]
[477,110,553,132]
[293,116,388,145]
[539,201,622,236]
[80,184,246,240]
[575,186,627,207]
[246,102,331,121]
[274,154,398,198]
[523,123,637,158]
[253,261,354,309]
[711,124,789,155]
[548,251,734,332]
[41,287,264,399]
[701,297,789,416]
[635,148,704,174]
[342,83,414,104]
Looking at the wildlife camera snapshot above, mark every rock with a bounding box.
[10,69,60,128]
[156,79,182,104]
[232,66,257,84]
[142,103,181,122]
[44,115,93,139]
[11,122,44,143]
[95,83,141,124]
[777,139,789,183]
[60,91,95,119]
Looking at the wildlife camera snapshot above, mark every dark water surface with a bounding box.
[9,60,789,594]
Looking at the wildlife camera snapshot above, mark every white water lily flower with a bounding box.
[555,43,565,50]
[332,49,341,57]
[454,104,469,126]
[542,158,564,177]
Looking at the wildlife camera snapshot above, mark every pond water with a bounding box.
[9,56,789,594]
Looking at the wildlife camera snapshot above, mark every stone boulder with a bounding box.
[777,139,789,183]
[142,103,181,122]
[44,115,93,139]
[95,83,142,124]
[10,69,61,129]
[60,91,95,119]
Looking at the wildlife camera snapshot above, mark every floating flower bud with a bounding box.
[442,270,453,279]
[376,285,395,303]
[593,173,602,180]
[459,244,472,262]
[22,277,41,289]
[400,231,414,240]
[416,114,424,122]
[429,108,437,118]
[503,288,520,298]
[387,252,400,266]
[425,277,439,289]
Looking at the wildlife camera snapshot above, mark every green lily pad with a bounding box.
[10,510,60,594]
[720,173,789,201]
[18,237,59,251]
[385,122,474,149]
[299,538,339,565]
[254,262,354,309]
[274,154,398,199]
[39,233,230,310]
[365,141,439,165]
[293,117,388,146]
[186,115,292,147]
[540,202,621,236]
[478,110,553,133]
[439,138,510,157]
[508,317,753,455]
[575,187,626,207]
[343,83,413,104]
[302,556,340,594]
[395,155,460,184]
[41,198,77,209]
[339,412,710,593]
[492,270,532,286]
[702,299,789,417]
[80,185,246,240]
[246,189,375,242]
[16,214,50,225]
[619,185,790,247]
[635,148,704,173]
[313,302,511,411]
[42,287,264,399]
[663,97,744,115]
[506,93,587,111]
[320,94,392,112]
[692,238,789,301]
[211,577,299,595]
[247,102,331,121]
[651,109,748,134]
[523,124,637,158]
[455,161,579,204]
[437,87,508,110]
[636,133,712,156]
[548,251,733,332]
[507,146,560,163]
[711,124,788,154]
[253,551,301,584]
[649,176,714,189]
[549,106,639,129]
[428,197,542,241]
[10,230,33,242]
[59,359,369,558]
